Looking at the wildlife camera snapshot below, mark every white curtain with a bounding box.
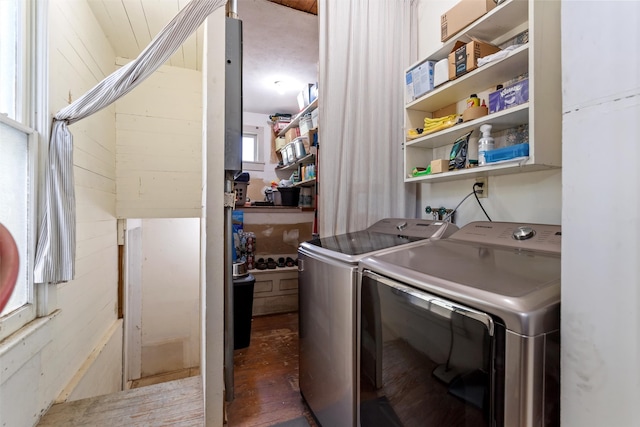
[34,0,226,283]
[318,0,419,236]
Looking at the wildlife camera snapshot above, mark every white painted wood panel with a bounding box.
[116,113,202,135]
[115,63,203,219]
[56,320,123,403]
[73,167,116,194]
[124,222,143,382]
[204,8,227,425]
[561,3,640,424]
[86,0,140,60]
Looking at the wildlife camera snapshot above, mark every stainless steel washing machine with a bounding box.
[358,221,561,427]
[298,218,458,427]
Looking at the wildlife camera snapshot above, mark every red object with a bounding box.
[0,223,20,313]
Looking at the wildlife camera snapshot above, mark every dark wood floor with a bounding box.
[226,311,318,426]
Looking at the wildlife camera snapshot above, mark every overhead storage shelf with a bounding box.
[278,98,318,137]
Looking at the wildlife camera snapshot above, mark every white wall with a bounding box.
[415,0,562,226]
[560,1,640,426]
[139,218,200,377]
[243,111,281,184]
[0,1,122,425]
[116,62,203,219]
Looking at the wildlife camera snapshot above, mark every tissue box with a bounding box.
[406,60,436,102]
[488,78,529,113]
[434,58,449,87]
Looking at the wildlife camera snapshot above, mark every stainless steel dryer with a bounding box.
[358,221,561,427]
[298,218,458,427]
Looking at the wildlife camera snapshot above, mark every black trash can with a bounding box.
[233,273,255,350]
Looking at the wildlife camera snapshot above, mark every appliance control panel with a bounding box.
[449,221,561,253]
[369,218,456,239]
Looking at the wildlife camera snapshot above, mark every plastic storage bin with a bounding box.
[485,143,529,163]
[233,273,255,350]
[234,182,248,206]
[234,172,250,206]
[277,187,300,206]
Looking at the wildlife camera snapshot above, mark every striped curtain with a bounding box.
[34,0,227,283]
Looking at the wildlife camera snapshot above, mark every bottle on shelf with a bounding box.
[478,124,495,166]
[466,94,480,109]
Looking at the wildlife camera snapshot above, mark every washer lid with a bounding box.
[360,238,560,336]
[300,219,456,262]
[302,230,424,258]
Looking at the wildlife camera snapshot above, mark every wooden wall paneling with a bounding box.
[32,1,121,422]
[86,0,141,60]
[252,269,299,316]
[115,64,203,219]
[119,0,152,52]
[52,4,114,82]
[55,320,124,403]
[140,1,185,69]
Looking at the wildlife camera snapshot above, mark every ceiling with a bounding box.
[87,0,319,115]
[267,0,317,15]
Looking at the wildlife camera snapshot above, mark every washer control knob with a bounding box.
[513,226,535,240]
[396,221,408,231]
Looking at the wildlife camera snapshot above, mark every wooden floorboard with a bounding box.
[227,312,318,427]
[38,376,203,426]
[37,312,317,427]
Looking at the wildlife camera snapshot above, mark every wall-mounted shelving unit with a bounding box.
[404,0,561,183]
[278,98,318,137]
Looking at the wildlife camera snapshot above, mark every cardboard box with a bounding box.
[489,78,529,113]
[433,103,457,118]
[284,127,300,143]
[406,60,436,102]
[462,105,488,122]
[430,159,449,174]
[441,0,497,42]
[448,39,500,80]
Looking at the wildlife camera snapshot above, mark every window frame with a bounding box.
[0,0,48,341]
[242,125,265,171]
[0,116,38,341]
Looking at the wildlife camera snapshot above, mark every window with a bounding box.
[242,125,265,171]
[242,133,258,162]
[0,0,26,122]
[0,118,37,338]
[0,0,45,341]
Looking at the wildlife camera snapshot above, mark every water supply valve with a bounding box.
[425,206,454,222]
